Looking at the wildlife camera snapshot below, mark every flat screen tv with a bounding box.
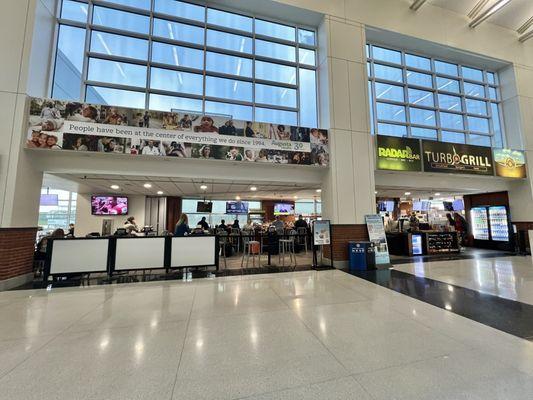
[385,201,395,212]
[443,201,454,212]
[226,201,249,214]
[274,203,295,215]
[197,201,213,213]
[452,199,465,211]
[40,194,58,206]
[412,201,422,212]
[91,196,128,215]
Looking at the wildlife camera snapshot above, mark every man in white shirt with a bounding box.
[142,140,161,156]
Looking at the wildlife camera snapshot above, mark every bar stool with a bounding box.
[241,237,261,271]
[297,227,308,253]
[279,235,296,268]
[218,231,228,269]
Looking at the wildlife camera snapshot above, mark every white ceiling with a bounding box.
[375,185,476,200]
[44,173,322,201]
[425,0,533,32]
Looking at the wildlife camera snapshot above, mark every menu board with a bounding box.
[422,141,494,175]
[425,232,459,254]
[365,214,390,264]
[489,206,509,242]
[313,220,331,245]
[471,207,489,240]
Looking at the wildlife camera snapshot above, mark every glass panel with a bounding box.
[411,127,437,139]
[405,54,431,70]
[408,88,433,107]
[207,30,252,53]
[375,83,404,102]
[256,19,296,42]
[255,83,297,107]
[487,72,496,85]
[410,108,436,126]
[92,6,150,34]
[90,31,149,60]
[466,99,488,115]
[377,123,407,137]
[372,46,401,64]
[154,0,205,22]
[299,48,315,66]
[255,39,295,62]
[467,116,489,133]
[374,64,403,83]
[207,8,252,32]
[150,67,203,95]
[149,93,202,112]
[436,76,460,93]
[368,81,374,135]
[205,101,252,120]
[52,25,85,100]
[153,19,204,44]
[255,60,296,84]
[206,76,253,101]
[462,66,483,82]
[207,52,252,77]
[255,108,297,125]
[488,87,498,100]
[491,103,503,148]
[464,82,485,98]
[438,94,462,112]
[440,112,464,130]
[298,29,315,46]
[468,134,491,147]
[299,68,317,127]
[367,62,371,76]
[151,42,204,69]
[441,131,465,144]
[435,60,458,76]
[406,71,432,87]
[101,0,150,9]
[61,0,88,22]
[88,58,147,87]
[376,102,406,122]
[86,86,145,108]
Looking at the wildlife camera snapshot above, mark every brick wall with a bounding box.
[324,224,369,261]
[0,228,37,281]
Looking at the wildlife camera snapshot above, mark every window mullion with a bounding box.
[202,5,208,115]
[401,51,410,138]
[80,1,94,101]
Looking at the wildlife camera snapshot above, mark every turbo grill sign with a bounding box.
[422,140,494,175]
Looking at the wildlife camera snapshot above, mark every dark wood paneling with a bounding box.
[324,224,369,261]
[166,197,182,232]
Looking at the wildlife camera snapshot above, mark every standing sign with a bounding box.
[313,220,331,245]
[422,140,494,175]
[376,136,422,172]
[493,149,527,178]
[365,215,390,265]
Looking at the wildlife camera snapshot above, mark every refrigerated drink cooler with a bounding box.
[470,205,513,251]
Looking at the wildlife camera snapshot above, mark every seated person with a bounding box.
[197,217,210,231]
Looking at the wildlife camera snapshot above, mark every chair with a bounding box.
[218,231,229,269]
[279,230,297,268]
[297,227,308,253]
[241,236,261,271]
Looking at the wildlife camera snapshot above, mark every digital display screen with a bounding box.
[274,203,295,215]
[452,199,464,211]
[197,202,213,213]
[226,201,249,214]
[443,201,454,211]
[91,196,128,215]
[40,194,58,206]
[412,201,422,212]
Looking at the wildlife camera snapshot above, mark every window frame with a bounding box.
[53,0,319,127]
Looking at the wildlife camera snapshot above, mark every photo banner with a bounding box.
[25,97,329,166]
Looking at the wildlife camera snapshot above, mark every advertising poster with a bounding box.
[313,220,331,245]
[25,97,329,167]
[365,214,390,265]
[493,149,527,179]
[376,136,422,172]
[422,140,494,175]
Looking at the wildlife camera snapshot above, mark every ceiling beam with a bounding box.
[409,0,427,11]
[518,30,533,42]
[469,0,512,28]
[517,16,533,34]
[467,0,490,19]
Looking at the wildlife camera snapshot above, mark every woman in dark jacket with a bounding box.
[174,213,191,237]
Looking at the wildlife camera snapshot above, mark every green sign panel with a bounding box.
[376,136,422,172]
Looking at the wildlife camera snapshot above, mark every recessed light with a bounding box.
[157,191,163,195]
[250,186,257,191]
[316,189,322,193]
[144,183,152,189]
[405,192,411,196]
[200,185,208,190]
[375,191,378,194]
[435,193,441,196]
[293,196,298,199]
[110,185,120,190]
[235,196,241,200]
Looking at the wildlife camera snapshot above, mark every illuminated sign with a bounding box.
[376,136,422,172]
[422,141,494,175]
[493,149,527,178]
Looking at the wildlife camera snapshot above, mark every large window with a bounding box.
[182,199,262,227]
[367,44,504,147]
[38,188,77,232]
[53,0,318,127]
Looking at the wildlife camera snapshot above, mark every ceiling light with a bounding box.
[435,193,441,196]
[250,186,257,191]
[375,191,378,194]
[200,184,208,190]
[110,185,120,190]
[405,192,411,196]
[157,191,163,195]
[469,0,511,28]
[517,16,533,34]
[316,189,322,193]
[519,29,533,43]
[409,0,427,11]
[235,196,241,200]
[293,196,298,199]
[143,183,152,189]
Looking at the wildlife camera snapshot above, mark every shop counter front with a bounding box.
[386,231,460,257]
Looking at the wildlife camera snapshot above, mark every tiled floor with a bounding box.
[394,256,533,304]
[1,268,533,399]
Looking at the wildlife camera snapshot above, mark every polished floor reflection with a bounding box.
[1,269,533,399]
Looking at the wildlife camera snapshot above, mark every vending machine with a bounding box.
[470,205,512,251]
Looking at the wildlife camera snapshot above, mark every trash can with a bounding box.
[348,241,376,271]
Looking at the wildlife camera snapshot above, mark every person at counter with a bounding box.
[271,216,285,232]
[216,219,229,233]
[174,213,191,237]
[294,215,308,230]
[124,216,139,235]
[67,223,75,237]
[35,228,65,262]
[454,212,468,245]
[232,219,240,230]
[409,212,420,233]
[243,219,254,231]
[197,217,209,231]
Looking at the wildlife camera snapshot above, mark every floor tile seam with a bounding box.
[187,305,294,322]
[58,317,192,335]
[169,284,197,400]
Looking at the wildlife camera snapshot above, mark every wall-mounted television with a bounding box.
[412,201,422,212]
[443,201,454,212]
[91,196,128,215]
[226,201,249,214]
[452,199,464,211]
[197,201,213,213]
[40,194,58,206]
[274,203,295,215]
